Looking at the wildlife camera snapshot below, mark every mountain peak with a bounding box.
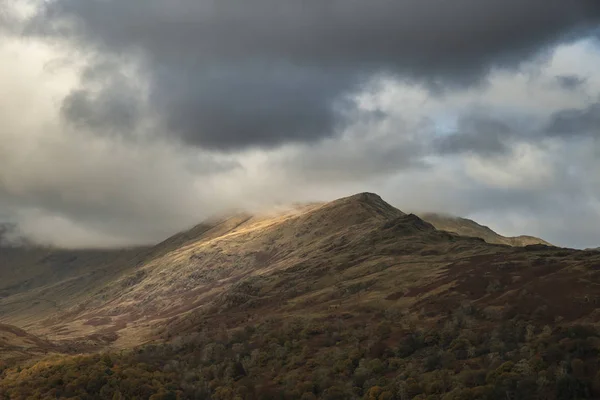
[315,192,405,225]
[346,192,385,203]
[328,192,403,213]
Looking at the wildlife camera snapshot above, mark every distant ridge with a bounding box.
[420,212,552,247]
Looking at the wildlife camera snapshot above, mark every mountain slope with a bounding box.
[14,193,577,349]
[0,244,154,328]
[0,193,586,348]
[4,193,488,344]
[0,324,55,362]
[3,193,600,399]
[420,212,552,247]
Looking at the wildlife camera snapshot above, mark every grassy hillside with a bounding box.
[0,245,153,328]
[0,324,56,363]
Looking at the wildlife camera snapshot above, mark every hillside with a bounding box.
[0,244,154,328]
[420,213,552,247]
[10,193,492,345]
[0,324,55,362]
[2,193,600,399]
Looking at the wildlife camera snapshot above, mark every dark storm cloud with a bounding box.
[152,63,361,149]
[29,0,600,150]
[546,102,600,136]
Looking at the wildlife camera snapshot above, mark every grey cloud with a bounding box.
[61,64,143,135]
[153,63,361,150]
[546,102,600,136]
[0,121,242,247]
[0,3,21,35]
[455,184,598,249]
[276,113,430,183]
[436,100,600,156]
[62,87,140,134]
[0,222,27,247]
[435,114,515,155]
[29,0,600,150]
[556,74,588,90]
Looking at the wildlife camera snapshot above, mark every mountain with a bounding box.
[2,193,600,399]
[420,212,552,247]
[2,193,444,345]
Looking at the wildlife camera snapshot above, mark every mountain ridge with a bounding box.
[420,212,552,247]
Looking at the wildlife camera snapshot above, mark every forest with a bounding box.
[1,300,599,400]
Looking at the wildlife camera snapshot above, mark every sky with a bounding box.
[1,0,600,248]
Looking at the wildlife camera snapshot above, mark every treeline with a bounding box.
[1,305,600,399]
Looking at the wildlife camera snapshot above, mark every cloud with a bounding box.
[546,102,600,136]
[152,64,361,150]
[1,1,600,250]
[62,85,140,135]
[28,0,600,150]
[0,34,244,247]
[271,109,430,183]
[0,132,243,247]
[435,114,516,155]
[556,74,588,90]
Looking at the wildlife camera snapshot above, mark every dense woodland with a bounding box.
[2,302,600,400]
